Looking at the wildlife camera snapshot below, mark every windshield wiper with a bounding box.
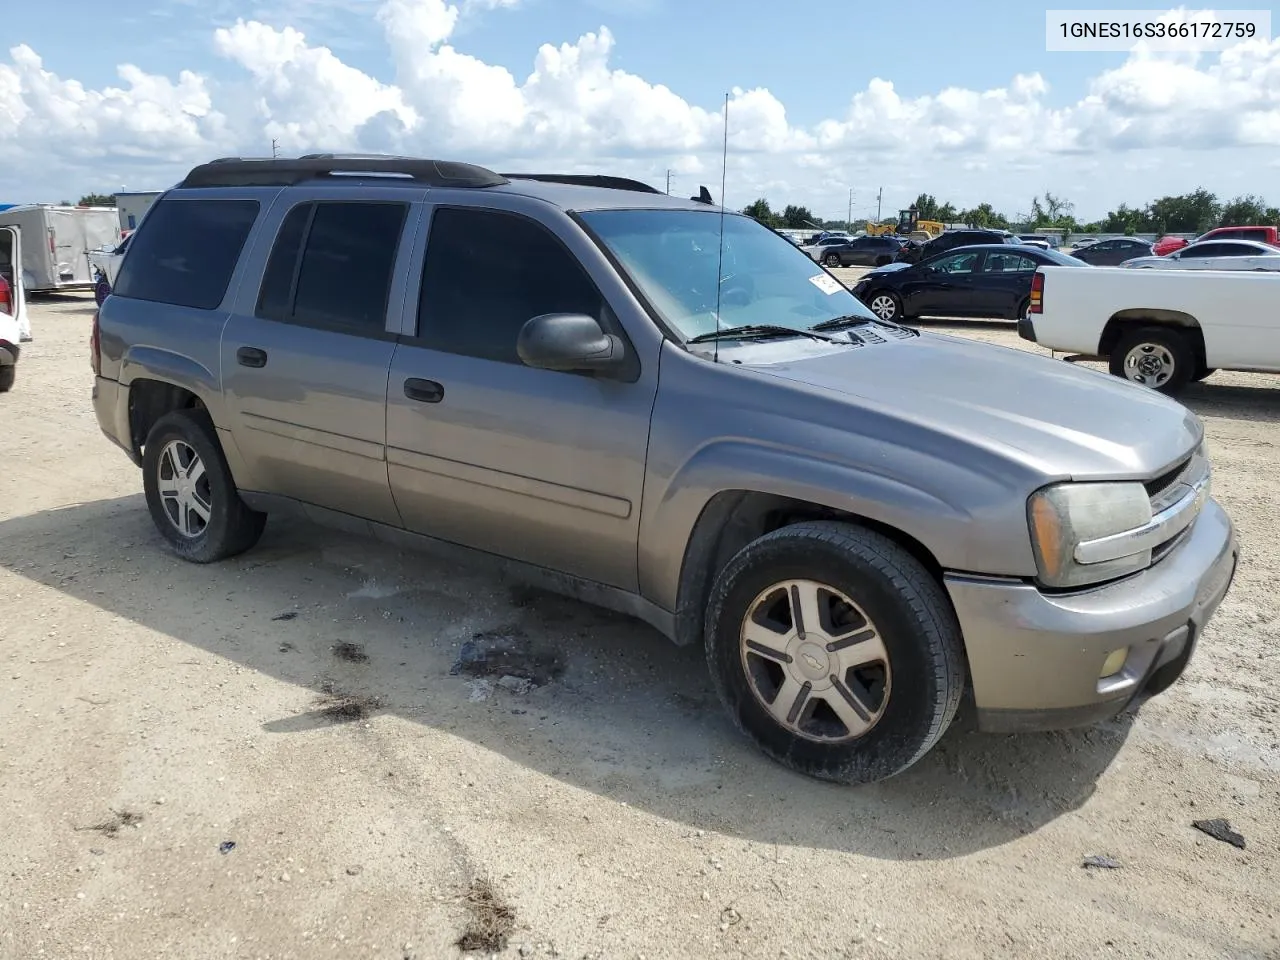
[809,313,914,334]
[686,324,842,344]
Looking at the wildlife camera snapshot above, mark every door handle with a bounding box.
[403,378,444,403]
[236,346,268,368]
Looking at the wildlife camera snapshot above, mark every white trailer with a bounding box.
[114,191,161,234]
[0,204,121,292]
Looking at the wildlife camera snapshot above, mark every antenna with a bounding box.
[713,92,729,365]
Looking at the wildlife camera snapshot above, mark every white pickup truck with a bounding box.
[1018,265,1280,394]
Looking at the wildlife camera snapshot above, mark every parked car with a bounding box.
[88,234,133,305]
[852,244,1087,322]
[1017,235,1051,250]
[1020,264,1280,393]
[93,154,1238,785]
[815,235,903,268]
[1153,235,1190,256]
[1120,238,1280,272]
[895,228,1017,264]
[1068,237,1154,266]
[1195,224,1280,247]
[799,235,860,262]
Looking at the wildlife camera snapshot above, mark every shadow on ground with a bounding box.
[0,495,1139,861]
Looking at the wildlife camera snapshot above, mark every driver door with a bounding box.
[1,225,27,340]
[903,249,981,317]
[384,200,659,590]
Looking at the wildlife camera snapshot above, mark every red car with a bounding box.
[1153,235,1189,256]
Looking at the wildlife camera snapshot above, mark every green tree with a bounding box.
[741,198,781,227]
[78,193,116,207]
[1148,188,1219,233]
[1100,202,1150,234]
[936,202,958,223]
[781,204,818,229]
[1219,194,1270,226]
[912,193,939,220]
[959,203,1009,229]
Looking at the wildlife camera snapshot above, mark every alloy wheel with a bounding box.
[869,294,897,320]
[739,579,891,743]
[156,439,212,538]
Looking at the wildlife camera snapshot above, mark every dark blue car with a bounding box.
[850,244,1087,322]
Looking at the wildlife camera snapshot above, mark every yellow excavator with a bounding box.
[865,207,944,240]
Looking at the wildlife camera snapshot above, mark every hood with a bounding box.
[860,262,911,279]
[744,331,1200,481]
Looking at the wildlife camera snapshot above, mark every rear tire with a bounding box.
[1016,297,1030,321]
[704,521,965,784]
[94,277,111,306]
[142,409,266,563]
[1108,326,1193,394]
[0,366,14,393]
[824,253,841,267]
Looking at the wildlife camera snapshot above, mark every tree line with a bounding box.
[742,189,1280,237]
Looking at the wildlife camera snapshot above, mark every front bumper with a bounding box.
[945,497,1237,733]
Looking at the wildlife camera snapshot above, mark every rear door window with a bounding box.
[255,200,408,334]
[113,198,259,310]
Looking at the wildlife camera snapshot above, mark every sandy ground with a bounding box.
[1,286,1277,960]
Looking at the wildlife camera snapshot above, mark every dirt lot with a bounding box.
[2,288,1277,960]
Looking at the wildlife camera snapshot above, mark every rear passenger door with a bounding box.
[977,250,1037,318]
[384,200,658,591]
[219,187,421,527]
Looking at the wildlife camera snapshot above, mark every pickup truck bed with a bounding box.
[1019,265,1280,394]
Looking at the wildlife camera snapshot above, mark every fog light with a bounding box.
[1100,647,1129,679]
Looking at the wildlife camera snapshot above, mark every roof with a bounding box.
[174,154,723,214]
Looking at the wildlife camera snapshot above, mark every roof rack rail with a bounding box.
[500,173,663,194]
[179,155,509,189]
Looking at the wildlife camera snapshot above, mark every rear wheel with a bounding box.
[142,409,266,562]
[0,366,14,393]
[1016,297,1030,320]
[1109,326,1193,394]
[824,253,841,267]
[704,521,965,784]
[866,290,902,321]
[94,277,111,306]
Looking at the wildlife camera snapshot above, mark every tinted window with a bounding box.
[932,251,980,274]
[1181,243,1225,258]
[114,198,259,309]
[1215,243,1260,256]
[984,252,1036,273]
[417,207,602,364]
[1240,229,1269,242]
[256,201,407,332]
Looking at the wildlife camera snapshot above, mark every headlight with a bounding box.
[1027,482,1152,588]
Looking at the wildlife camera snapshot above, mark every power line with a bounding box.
[271,138,280,159]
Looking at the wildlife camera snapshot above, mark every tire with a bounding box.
[1108,326,1193,394]
[1016,297,1030,321]
[142,409,266,563]
[0,366,14,393]
[874,256,891,267]
[704,521,965,784]
[94,277,111,307]
[824,253,841,268]
[1191,366,1216,382]
[865,290,902,322]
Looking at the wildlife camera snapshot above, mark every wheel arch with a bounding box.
[1098,309,1206,369]
[672,488,949,648]
[127,378,207,459]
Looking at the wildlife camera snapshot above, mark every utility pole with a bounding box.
[271,138,280,159]
[666,170,672,195]
[876,187,883,222]
[847,189,854,232]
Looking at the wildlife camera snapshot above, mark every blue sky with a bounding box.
[3,0,1279,219]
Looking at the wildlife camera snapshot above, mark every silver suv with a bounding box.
[91,155,1238,784]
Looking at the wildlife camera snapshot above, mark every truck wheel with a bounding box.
[1016,297,1030,320]
[142,409,266,563]
[0,366,14,393]
[866,291,902,321]
[94,277,111,306]
[1109,326,1193,394]
[704,521,965,784]
[824,253,841,267]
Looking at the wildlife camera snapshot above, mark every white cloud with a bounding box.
[2,1,1280,218]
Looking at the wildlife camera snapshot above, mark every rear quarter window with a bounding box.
[113,197,260,310]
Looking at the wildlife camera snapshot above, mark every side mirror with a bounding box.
[517,313,626,374]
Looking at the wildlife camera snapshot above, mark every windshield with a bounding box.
[579,209,877,340]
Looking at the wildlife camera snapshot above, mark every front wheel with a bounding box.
[704,521,965,784]
[865,290,902,322]
[1109,326,1194,394]
[142,409,266,563]
[824,253,841,267]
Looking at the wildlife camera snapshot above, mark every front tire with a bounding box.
[1109,326,1193,394]
[865,290,902,322]
[824,253,841,268]
[142,409,266,563]
[705,521,965,784]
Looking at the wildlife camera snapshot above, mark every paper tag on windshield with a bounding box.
[808,274,842,295]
